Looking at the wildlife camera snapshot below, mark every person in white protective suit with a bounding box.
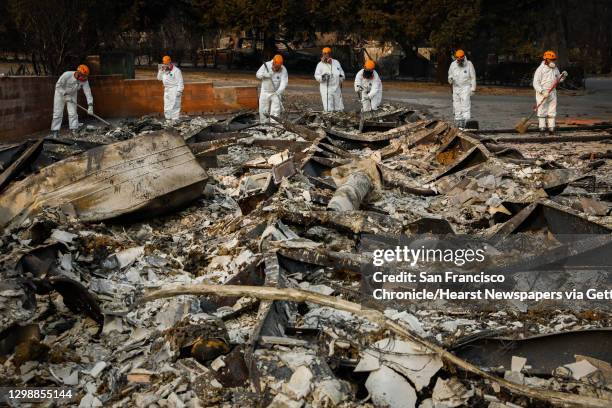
[533,50,565,135]
[354,59,382,112]
[314,47,345,112]
[256,54,288,124]
[157,55,184,121]
[50,64,94,137]
[448,49,476,129]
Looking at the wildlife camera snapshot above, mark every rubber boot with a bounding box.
[538,117,547,135]
[547,117,556,136]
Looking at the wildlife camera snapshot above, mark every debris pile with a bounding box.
[0,106,610,407]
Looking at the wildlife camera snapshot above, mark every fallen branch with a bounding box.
[137,284,608,408]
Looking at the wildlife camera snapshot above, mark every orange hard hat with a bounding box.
[454,49,465,59]
[162,55,172,64]
[77,64,90,76]
[322,47,332,54]
[543,50,557,60]
[273,54,284,65]
[364,60,375,70]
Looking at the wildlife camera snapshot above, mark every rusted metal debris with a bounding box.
[0,130,208,230]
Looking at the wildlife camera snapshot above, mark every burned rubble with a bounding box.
[0,105,611,408]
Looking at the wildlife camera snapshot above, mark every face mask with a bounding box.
[322,56,331,63]
[457,59,465,66]
[547,61,556,68]
[363,70,373,79]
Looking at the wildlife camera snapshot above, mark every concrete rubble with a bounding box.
[0,106,611,407]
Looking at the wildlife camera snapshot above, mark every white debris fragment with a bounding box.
[511,356,527,373]
[278,351,315,370]
[355,337,442,390]
[298,282,334,296]
[110,246,145,269]
[283,365,313,399]
[564,360,599,380]
[168,392,186,408]
[365,365,417,408]
[87,361,107,378]
[51,229,77,243]
[59,252,73,272]
[439,318,476,333]
[504,370,525,385]
[211,356,226,371]
[209,255,232,270]
[267,393,304,408]
[311,379,346,406]
[267,150,290,165]
[386,310,427,336]
[432,377,474,407]
[233,249,254,267]
[79,393,103,407]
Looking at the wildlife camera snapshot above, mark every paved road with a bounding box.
[382,77,612,130]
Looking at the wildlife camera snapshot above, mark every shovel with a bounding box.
[515,71,568,134]
[74,102,112,127]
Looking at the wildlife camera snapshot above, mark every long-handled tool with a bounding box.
[515,71,568,133]
[358,89,366,133]
[74,102,112,127]
[325,74,330,112]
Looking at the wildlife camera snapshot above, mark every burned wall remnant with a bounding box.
[0,75,258,142]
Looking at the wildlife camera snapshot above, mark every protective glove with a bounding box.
[322,73,330,81]
[87,104,94,115]
[541,90,550,98]
[177,91,183,98]
[560,71,568,82]
[448,78,454,85]
[470,89,475,96]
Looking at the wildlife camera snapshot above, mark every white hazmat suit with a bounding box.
[157,65,184,120]
[533,61,561,131]
[448,58,476,127]
[354,69,382,112]
[314,59,345,111]
[51,71,93,131]
[256,60,288,123]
